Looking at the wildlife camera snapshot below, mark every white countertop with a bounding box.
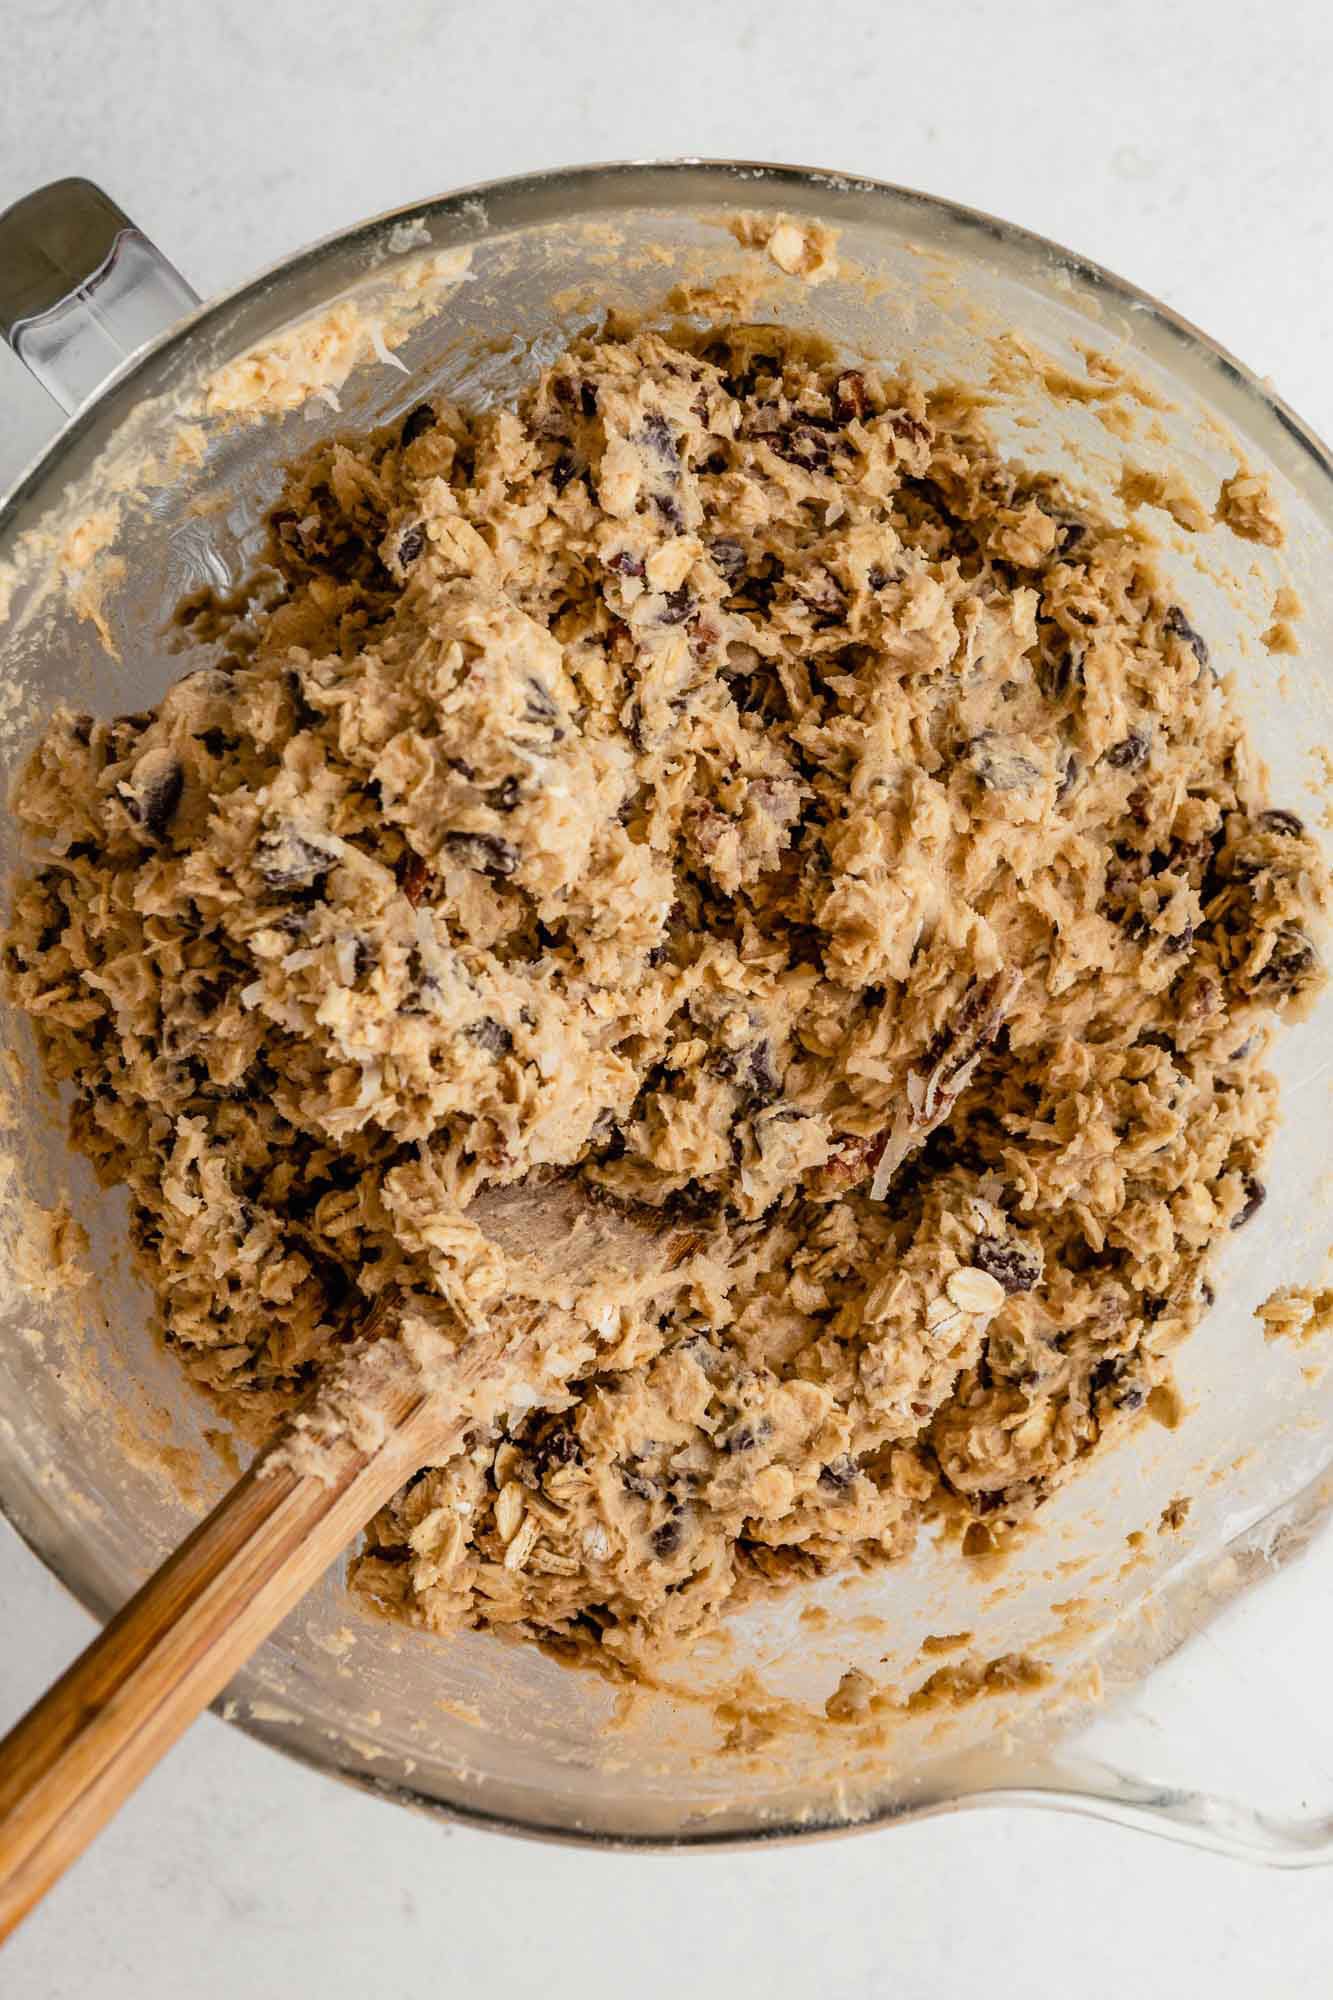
[3,3,1332,1993]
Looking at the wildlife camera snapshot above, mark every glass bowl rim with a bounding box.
[4,154,1333,1861]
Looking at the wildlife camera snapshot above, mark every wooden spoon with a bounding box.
[0,1180,704,1941]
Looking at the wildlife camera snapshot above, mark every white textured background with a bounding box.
[2,2,1332,1993]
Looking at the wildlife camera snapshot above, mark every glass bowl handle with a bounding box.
[0,177,199,416]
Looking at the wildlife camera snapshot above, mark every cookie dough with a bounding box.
[5,319,1327,1676]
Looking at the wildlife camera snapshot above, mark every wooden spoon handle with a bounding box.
[0,1388,453,1943]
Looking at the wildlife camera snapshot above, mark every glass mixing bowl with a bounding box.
[2,160,1332,1860]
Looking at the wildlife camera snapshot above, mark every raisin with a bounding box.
[550,452,578,494]
[399,851,432,906]
[1258,808,1305,838]
[654,493,684,531]
[710,538,746,583]
[659,584,694,625]
[464,1017,514,1057]
[890,410,931,449]
[1056,752,1080,803]
[441,831,519,878]
[608,549,646,578]
[579,381,598,419]
[399,403,434,447]
[1162,604,1209,670]
[1164,923,1195,955]
[1230,1172,1266,1229]
[1088,1355,1125,1397]
[831,370,868,423]
[818,1456,857,1493]
[972,1237,1043,1294]
[1105,728,1152,771]
[197,727,235,757]
[397,524,425,567]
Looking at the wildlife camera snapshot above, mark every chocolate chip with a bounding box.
[1258,808,1305,838]
[710,538,746,583]
[1105,728,1152,772]
[399,403,434,447]
[747,1041,781,1102]
[963,732,1040,792]
[523,677,559,725]
[1253,924,1319,996]
[769,423,831,473]
[609,549,646,578]
[486,775,522,813]
[533,1424,581,1475]
[464,1017,514,1057]
[1162,604,1209,670]
[722,1417,772,1453]
[640,412,680,471]
[831,370,868,423]
[658,584,694,625]
[441,831,519,878]
[1037,642,1085,701]
[254,827,332,892]
[132,757,184,839]
[397,524,425,567]
[650,1516,682,1558]
[1231,1172,1266,1229]
[196,727,236,757]
[972,1236,1043,1294]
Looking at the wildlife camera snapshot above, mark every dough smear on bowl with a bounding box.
[5,319,1326,1675]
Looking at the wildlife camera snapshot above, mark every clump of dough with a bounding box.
[4,320,1326,1676]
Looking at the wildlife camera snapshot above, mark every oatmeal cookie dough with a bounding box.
[6,319,1327,1675]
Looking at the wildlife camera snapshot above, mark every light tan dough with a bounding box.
[5,320,1326,1676]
